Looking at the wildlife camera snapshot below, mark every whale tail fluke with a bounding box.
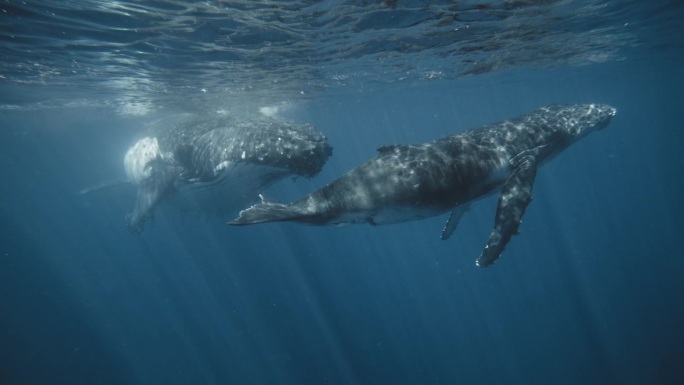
[229,194,304,225]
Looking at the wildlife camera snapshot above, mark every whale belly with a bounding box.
[365,205,449,226]
[317,202,446,226]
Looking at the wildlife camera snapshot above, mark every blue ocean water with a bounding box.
[1,1,683,384]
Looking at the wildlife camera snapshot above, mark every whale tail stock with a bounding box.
[229,194,305,225]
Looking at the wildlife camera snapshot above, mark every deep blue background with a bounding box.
[1,56,683,384]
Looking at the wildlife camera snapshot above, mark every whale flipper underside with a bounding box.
[127,160,180,233]
[477,153,537,267]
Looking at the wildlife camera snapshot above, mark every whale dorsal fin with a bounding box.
[377,144,408,154]
[440,204,470,240]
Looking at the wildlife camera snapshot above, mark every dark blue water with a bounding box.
[2,2,683,384]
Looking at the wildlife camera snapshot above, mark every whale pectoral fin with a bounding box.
[477,154,537,267]
[127,165,179,233]
[127,179,168,233]
[441,204,470,240]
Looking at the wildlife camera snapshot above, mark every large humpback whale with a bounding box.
[123,113,332,233]
[230,104,616,267]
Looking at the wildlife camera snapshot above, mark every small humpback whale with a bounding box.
[230,104,616,267]
[121,113,332,233]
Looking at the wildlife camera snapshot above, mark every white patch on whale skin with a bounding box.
[124,137,162,183]
[214,160,233,174]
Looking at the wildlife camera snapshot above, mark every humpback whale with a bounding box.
[230,104,616,267]
[123,113,332,233]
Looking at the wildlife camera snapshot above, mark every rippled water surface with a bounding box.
[2,0,680,113]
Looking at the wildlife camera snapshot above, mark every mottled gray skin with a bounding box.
[230,104,616,267]
[126,113,332,233]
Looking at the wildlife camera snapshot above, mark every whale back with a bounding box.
[186,116,332,181]
[451,103,617,166]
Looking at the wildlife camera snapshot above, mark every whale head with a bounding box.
[524,103,616,164]
[558,103,617,139]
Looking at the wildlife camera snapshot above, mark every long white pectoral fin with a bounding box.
[477,154,537,267]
